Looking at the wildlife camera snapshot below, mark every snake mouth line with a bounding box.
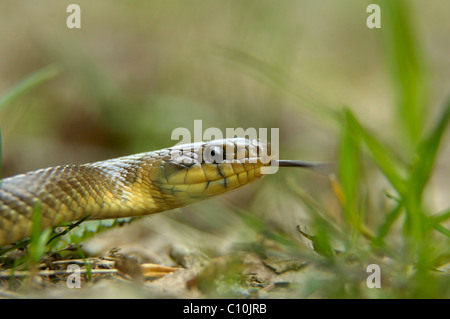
[158,166,262,196]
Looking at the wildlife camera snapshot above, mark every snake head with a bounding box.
[147,138,274,202]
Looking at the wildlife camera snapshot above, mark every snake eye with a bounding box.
[204,145,224,164]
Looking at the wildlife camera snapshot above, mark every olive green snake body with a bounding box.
[0,138,274,246]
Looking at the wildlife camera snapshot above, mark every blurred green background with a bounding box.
[0,1,449,298]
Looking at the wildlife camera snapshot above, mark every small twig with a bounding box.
[0,263,180,279]
[46,215,91,245]
[0,268,117,278]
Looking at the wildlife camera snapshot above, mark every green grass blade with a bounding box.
[373,203,403,248]
[0,128,2,181]
[396,99,450,242]
[410,100,450,199]
[0,64,61,111]
[429,210,450,238]
[29,202,52,265]
[381,0,427,145]
[212,46,339,124]
[432,224,450,238]
[344,109,406,195]
[338,112,361,228]
[432,210,450,224]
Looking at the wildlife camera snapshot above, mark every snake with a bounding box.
[0,138,321,246]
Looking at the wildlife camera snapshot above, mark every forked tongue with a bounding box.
[273,160,335,175]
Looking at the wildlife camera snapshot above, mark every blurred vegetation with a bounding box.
[0,0,449,298]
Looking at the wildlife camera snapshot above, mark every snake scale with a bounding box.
[0,138,275,246]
